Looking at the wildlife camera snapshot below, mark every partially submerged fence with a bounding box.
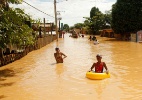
[0,34,57,67]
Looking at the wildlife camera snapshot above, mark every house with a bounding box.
[32,23,55,32]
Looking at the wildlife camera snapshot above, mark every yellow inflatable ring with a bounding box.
[86,71,110,80]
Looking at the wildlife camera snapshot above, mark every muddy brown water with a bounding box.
[0,34,142,100]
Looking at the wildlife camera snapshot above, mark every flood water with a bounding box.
[1,34,142,100]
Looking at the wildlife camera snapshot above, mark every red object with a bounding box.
[95,62,104,73]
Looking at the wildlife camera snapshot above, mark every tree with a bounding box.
[74,23,84,29]
[84,19,91,27]
[63,24,69,32]
[104,10,112,26]
[0,0,22,4]
[72,7,112,35]
[0,8,34,48]
[0,0,36,49]
[90,7,106,34]
[90,7,101,19]
[112,0,142,34]
[0,0,22,10]
[69,26,74,30]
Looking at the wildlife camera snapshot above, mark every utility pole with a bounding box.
[54,0,58,41]
[57,12,62,38]
[57,11,64,30]
[43,18,46,36]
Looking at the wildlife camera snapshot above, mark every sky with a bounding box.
[10,0,117,26]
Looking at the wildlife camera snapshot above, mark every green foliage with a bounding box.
[0,0,23,11]
[104,10,112,25]
[68,6,112,35]
[94,13,105,31]
[84,20,89,26]
[71,7,112,35]
[112,0,142,34]
[90,7,106,34]
[63,24,69,31]
[74,23,84,29]
[83,19,91,32]
[7,0,23,4]
[69,26,74,30]
[90,7,101,19]
[0,7,35,48]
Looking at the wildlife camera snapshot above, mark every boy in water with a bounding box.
[88,36,92,41]
[54,47,67,63]
[90,54,109,74]
[94,39,99,45]
[92,36,97,41]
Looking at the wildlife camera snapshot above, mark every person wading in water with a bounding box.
[90,54,109,74]
[54,47,67,63]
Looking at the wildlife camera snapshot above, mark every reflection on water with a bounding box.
[0,95,5,99]
[0,69,15,78]
[55,63,66,77]
[0,34,142,100]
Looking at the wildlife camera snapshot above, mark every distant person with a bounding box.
[88,36,92,41]
[54,47,67,63]
[92,36,97,41]
[89,54,109,74]
[94,39,99,45]
[81,34,84,37]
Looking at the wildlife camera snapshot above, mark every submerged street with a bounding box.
[1,34,142,100]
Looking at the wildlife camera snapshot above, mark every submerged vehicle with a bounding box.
[72,33,78,38]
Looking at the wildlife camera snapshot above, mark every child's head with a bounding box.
[96,54,102,57]
[96,54,102,61]
[55,47,59,51]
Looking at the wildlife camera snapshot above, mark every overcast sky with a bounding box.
[10,0,116,26]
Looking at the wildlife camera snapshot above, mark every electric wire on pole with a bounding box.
[23,0,54,18]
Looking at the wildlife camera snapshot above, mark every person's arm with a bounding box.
[54,53,57,59]
[61,52,67,59]
[90,63,95,71]
[54,53,56,57]
[103,62,109,74]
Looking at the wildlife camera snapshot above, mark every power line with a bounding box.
[23,0,54,18]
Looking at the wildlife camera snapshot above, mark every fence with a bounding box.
[0,34,57,67]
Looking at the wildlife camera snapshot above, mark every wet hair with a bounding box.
[55,47,59,51]
[96,54,102,57]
